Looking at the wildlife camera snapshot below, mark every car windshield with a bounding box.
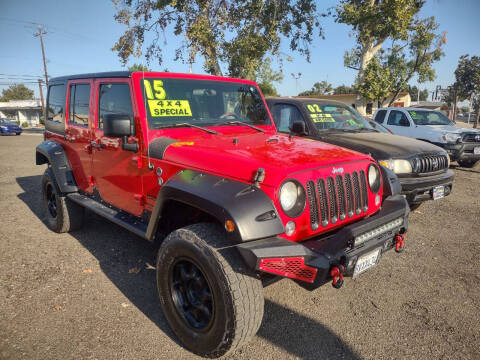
[0,119,15,125]
[302,102,374,131]
[408,110,454,126]
[140,78,270,129]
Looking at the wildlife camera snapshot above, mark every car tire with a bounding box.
[16,132,21,135]
[156,223,264,358]
[42,168,84,233]
[458,160,478,168]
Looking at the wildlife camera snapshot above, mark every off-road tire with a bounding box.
[42,169,84,233]
[458,159,478,168]
[156,223,264,358]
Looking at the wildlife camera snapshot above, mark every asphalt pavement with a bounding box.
[1,134,479,359]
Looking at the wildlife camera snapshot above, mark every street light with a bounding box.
[291,72,302,94]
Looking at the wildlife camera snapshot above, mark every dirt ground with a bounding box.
[1,134,479,360]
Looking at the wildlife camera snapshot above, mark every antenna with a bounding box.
[142,61,153,170]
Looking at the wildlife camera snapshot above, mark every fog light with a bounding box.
[375,194,380,206]
[285,221,296,236]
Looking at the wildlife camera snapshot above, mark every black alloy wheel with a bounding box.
[170,259,214,330]
[46,183,57,218]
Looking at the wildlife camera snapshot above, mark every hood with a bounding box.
[317,131,446,159]
[149,129,371,187]
[425,124,480,134]
[1,123,20,129]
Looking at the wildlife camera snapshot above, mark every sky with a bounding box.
[1,0,479,100]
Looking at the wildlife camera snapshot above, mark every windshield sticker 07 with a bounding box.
[307,104,335,123]
[143,79,192,117]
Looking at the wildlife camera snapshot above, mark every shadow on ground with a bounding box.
[16,174,359,360]
[450,164,480,175]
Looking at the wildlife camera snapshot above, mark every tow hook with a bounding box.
[395,234,405,253]
[330,265,344,289]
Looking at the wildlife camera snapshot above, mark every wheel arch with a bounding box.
[146,169,285,244]
[35,140,78,193]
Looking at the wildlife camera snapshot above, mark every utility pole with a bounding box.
[38,79,46,124]
[34,25,48,125]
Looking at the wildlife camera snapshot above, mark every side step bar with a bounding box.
[67,193,148,239]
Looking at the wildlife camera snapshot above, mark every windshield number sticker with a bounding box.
[143,79,166,100]
[307,103,335,122]
[148,100,192,117]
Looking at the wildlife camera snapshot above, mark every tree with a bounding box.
[384,17,445,105]
[298,81,333,96]
[0,84,34,102]
[128,63,152,72]
[113,0,323,78]
[408,85,429,101]
[453,54,480,127]
[335,0,424,109]
[333,84,354,94]
[252,58,283,96]
[356,55,393,107]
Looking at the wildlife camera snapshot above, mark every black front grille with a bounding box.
[308,171,369,230]
[415,155,448,174]
[462,133,480,143]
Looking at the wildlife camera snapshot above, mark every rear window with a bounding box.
[47,84,65,123]
[140,78,270,129]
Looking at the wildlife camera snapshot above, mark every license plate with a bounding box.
[474,147,480,155]
[353,248,381,278]
[432,185,445,200]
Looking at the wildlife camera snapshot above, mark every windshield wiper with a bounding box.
[155,122,220,135]
[218,120,265,133]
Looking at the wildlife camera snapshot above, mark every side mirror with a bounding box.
[291,121,307,135]
[103,114,138,152]
[103,114,132,137]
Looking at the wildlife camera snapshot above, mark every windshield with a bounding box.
[303,102,374,131]
[141,78,270,129]
[408,110,453,126]
[0,119,15,125]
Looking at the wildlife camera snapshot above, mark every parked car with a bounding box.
[0,118,22,135]
[266,98,454,211]
[372,107,480,168]
[37,72,409,357]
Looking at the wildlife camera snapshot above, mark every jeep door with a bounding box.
[64,80,94,193]
[384,109,413,137]
[91,79,144,216]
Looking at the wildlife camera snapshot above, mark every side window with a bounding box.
[387,110,410,127]
[272,104,304,133]
[374,109,387,123]
[47,85,65,123]
[98,83,134,129]
[69,84,91,127]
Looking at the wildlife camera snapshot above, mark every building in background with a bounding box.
[296,92,411,117]
[0,100,42,126]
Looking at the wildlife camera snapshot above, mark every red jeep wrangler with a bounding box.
[37,71,409,358]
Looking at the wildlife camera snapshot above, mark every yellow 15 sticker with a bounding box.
[143,79,166,100]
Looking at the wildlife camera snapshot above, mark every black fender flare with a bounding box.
[36,140,78,193]
[146,169,285,243]
[379,164,401,198]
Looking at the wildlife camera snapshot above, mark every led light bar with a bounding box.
[354,217,403,247]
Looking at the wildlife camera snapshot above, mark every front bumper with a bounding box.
[237,195,409,290]
[0,128,22,135]
[399,170,454,204]
[441,142,480,162]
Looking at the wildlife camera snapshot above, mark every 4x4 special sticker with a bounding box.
[143,79,192,117]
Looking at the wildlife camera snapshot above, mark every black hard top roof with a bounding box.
[266,96,347,106]
[49,71,133,82]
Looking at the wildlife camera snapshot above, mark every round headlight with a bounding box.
[368,164,381,193]
[279,180,306,217]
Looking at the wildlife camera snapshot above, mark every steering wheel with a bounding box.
[219,112,242,120]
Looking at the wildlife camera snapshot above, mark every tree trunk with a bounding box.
[474,111,479,129]
[355,40,385,113]
[388,88,402,107]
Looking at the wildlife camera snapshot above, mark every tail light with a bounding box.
[258,257,317,283]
